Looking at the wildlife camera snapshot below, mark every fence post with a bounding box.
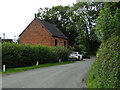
[59,59,61,63]
[36,61,39,66]
[3,65,5,72]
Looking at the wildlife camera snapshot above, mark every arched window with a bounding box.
[64,41,66,47]
[55,39,57,46]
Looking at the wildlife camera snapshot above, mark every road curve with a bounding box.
[2,57,95,88]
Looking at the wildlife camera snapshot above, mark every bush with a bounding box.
[74,44,87,55]
[54,46,71,62]
[2,43,71,68]
[86,36,120,88]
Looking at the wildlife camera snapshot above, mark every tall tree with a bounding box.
[73,2,103,53]
[104,2,120,15]
[95,2,120,41]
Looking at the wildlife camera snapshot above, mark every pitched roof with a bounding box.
[19,18,68,40]
[37,18,68,40]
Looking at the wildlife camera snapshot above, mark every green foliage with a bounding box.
[104,2,120,15]
[87,2,120,88]
[86,36,120,88]
[89,28,101,55]
[2,43,71,68]
[95,5,120,41]
[54,46,71,61]
[73,2,103,54]
[74,44,87,55]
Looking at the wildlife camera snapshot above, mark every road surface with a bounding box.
[2,57,95,88]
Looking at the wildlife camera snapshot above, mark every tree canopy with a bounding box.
[95,2,120,41]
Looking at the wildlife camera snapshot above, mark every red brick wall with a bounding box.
[19,19,68,47]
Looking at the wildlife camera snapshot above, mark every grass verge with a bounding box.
[1,61,74,75]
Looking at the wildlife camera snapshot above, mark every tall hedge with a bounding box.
[86,36,120,88]
[2,43,71,68]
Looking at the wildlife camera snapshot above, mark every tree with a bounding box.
[104,2,120,15]
[73,2,103,54]
[113,8,120,36]
[95,2,120,41]
[95,8,112,41]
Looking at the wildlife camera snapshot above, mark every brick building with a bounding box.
[19,18,68,47]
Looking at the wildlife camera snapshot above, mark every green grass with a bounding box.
[1,61,74,75]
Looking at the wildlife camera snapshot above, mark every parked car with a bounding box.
[69,52,83,61]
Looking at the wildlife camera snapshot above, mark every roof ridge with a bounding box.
[20,18,68,40]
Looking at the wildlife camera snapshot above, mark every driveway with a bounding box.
[2,56,95,88]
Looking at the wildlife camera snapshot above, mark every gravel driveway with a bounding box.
[2,56,95,88]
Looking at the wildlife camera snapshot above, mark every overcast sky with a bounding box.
[0,0,76,39]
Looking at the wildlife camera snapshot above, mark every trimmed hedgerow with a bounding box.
[2,43,71,68]
[86,36,120,88]
[54,46,71,62]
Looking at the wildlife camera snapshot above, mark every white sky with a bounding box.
[0,0,76,39]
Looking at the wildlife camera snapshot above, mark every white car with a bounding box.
[69,52,83,61]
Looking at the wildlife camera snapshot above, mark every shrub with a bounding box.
[2,43,71,68]
[74,44,87,55]
[2,43,20,68]
[54,46,71,62]
[86,36,120,88]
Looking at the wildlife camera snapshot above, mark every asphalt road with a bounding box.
[2,57,95,88]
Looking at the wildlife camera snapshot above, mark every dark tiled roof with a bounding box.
[37,18,68,40]
[19,18,68,40]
